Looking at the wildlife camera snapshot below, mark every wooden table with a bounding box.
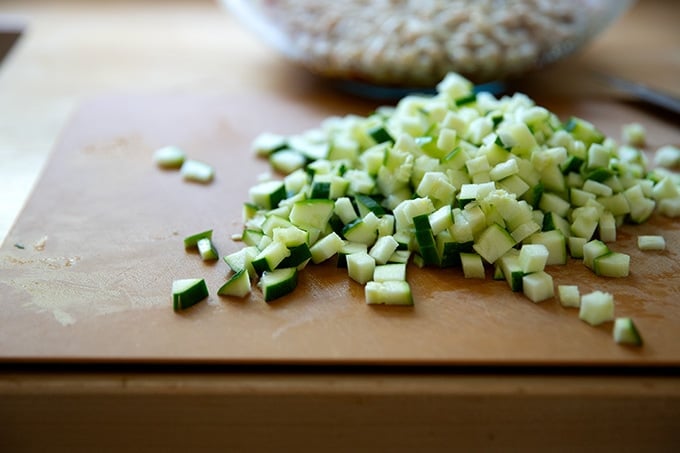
[1,1,679,451]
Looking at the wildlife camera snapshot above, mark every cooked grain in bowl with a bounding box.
[228,0,632,86]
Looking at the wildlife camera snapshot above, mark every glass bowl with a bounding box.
[222,0,635,89]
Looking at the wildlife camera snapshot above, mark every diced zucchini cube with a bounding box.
[373,263,407,282]
[583,179,613,197]
[582,239,610,269]
[369,235,400,265]
[598,211,617,243]
[416,172,456,206]
[272,226,308,247]
[387,250,411,264]
[184,229,213,248]
[252,241,291,274]
[289,199,335,231]
[336,242,368,268]
[568,236,587,259]
[658,197,680,218]
[652,176,680,201]
[428,205,453,236]
[557,285,580,308]
[489,159,519,181]
[249,180,286,210]
[197,238,219,261]
[637,235,665,251]
[270,149,306,174]
[472,223,516,265]
[586,143,611,169]
[259,267,298,302]
[343,212,380,245]
[653,145,680,168]
[593,252,630,278]
[622,123,646,147]
[279,243,312,268]
[522,271,554,303]
[172,278,209,311]
[309,232,344,264]
[498,252,523,292]
[334,197,359,225]
[460,252,485,279]
[579,290,615,326]
[525,230,567,265]
[613,317,643,346]
[154,145,186,168]
[347,252,376,285]
[538,192,570,218]
[518,244,549,274]
[252,132,287,156]
[180,159,214,183]
[365,280,413,306]
[217,270,251,298]
[355,194,386,217]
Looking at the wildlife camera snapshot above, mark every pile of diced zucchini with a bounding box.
[183,73,680,346]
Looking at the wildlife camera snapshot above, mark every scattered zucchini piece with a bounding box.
[217,270,251,298]
[365,280,413,306]
[622,123,646,147]
[184,230,213,249]
[557,285,580,308]
[637,235,665,251]
[347,252,376,285]
[460,252,485,279]
[270,149,306,174]
[180,159,214,183]
[653,145,680,169]
[172,278,209,311]
[373,263,407,282]
[522,271,554,303]
[593,252,630,278]
[154,145,186,168]
[518,244,549,274]
[252,132,287,157]
[259,267,298,302]
[579,290,614,326]
[197,237,219,261]
[613,317,643,346]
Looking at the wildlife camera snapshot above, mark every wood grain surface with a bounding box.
[0,90,679,366]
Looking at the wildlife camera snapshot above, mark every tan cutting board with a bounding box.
[1,92,679,366]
